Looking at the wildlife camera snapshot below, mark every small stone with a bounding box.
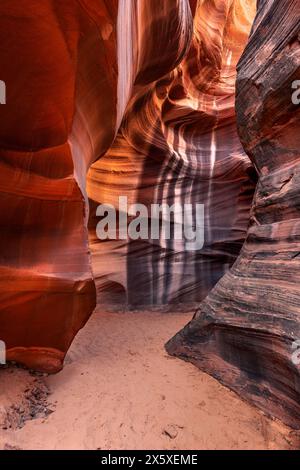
[163,424,178,440]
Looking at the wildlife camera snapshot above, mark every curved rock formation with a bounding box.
[2,0,299,431]
[0,0,191,372]
[167,0,300,429]
[87,0,256,307]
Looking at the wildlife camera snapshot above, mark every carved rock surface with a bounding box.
[2,0,299,432]
[167,0,300,429]
[0,0,191,372]
[87,0,256,307]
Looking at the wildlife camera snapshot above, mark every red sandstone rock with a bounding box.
[167,0,300,429]
[2,0,299,432]
[0,0,191,372]
[87,0,256,307]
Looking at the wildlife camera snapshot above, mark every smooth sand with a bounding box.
[1,310,299,450]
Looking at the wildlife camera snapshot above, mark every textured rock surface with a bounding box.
[0,0,191,372]
[167,0,300,429]
[88,0,256,307]
[2,0,299,431]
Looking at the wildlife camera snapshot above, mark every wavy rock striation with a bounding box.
[167,0,300,429]
[2,0,299,431]
[87,0,256,307]
[0,0,191,372]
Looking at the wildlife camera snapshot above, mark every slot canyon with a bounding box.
[0,0,300,450]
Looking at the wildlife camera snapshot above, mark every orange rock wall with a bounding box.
[0,0,191,371]
[87,0,256,307]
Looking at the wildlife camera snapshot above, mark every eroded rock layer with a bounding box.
[0,0,191,372]
[167,0,300,429]
[87,0,256,307]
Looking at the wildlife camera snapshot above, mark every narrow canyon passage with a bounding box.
[87,0,257,308]
[0,0,300,447]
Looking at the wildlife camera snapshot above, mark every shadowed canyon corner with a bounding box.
[0,0,300,452]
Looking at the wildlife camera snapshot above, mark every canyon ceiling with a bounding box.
[0,0,299,429]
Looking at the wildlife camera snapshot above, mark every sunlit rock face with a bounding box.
[87,0,256,308]
[167,0,300,429]
[0,0,191,372]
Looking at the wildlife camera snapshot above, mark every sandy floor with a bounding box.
[0,310,299,450]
